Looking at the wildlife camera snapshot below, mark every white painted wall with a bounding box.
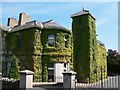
[54,63,64,82]
[54,62,69,82]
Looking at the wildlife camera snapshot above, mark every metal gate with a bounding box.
[75,75,120,90]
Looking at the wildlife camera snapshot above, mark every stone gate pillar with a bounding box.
[118,75,120,90]
[62,71,76,90]
[19,70,34,90]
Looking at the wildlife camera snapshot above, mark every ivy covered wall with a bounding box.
[41,28,72,81]
[72,13,107,83]
[97,44,107,79]
[72,15,90,82]
[4,27,72,82]
[5,27,42,82]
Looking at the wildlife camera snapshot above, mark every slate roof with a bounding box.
[42,20,69,31]
[9,20,43,33]
[0,24,10,31]
[9,20,71,33]
[71,10,95,20]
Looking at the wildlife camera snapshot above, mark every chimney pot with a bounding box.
[18,12,30,26]
[7,17,18,28]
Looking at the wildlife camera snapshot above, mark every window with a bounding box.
[48,70,54,82]
[64,35,68,48]
[17,33,21,48]
[48,35,55,46]
[48,63,54,82]
[48,70,54,76]
[48,63,54,68]
[64,38,67,47]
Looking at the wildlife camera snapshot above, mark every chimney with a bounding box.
[7,18,18,28]
[18,12,30,26]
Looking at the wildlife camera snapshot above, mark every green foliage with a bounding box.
[107,49,120,75]
[72,14,107,83]
[97,44,107,81]
[4,27,72,82]
[41,28,72,81]
[9,55,19,79]
[5,28,42,82]
[33,29,42,82]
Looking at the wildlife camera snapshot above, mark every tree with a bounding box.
[107,49,120,75]
[9,55,20,79]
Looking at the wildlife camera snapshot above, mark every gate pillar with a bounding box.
[19,70,34,90]
[62,71,76,90]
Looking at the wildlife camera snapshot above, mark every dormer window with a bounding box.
[48,35,55,46]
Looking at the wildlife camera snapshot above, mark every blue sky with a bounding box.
[1,2,118,51]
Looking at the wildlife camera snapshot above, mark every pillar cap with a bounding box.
[62,71,76,75]
[20,70,34,75]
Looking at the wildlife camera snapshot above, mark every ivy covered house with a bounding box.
[3,13,72,82]
[2,9,107,82]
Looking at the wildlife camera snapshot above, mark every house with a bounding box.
[1,9,107,83]
[3,13,72,82]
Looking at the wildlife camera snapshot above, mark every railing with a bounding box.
[54,76,63,82]
[76,75,120,89]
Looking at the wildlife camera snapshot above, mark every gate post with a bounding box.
[62,71,76,90]
[118,75,120,90]
[19,70,34,90]
[0,72,2,90]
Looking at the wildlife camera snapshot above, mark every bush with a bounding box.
[107,49,120,75]
[8,55,20,79]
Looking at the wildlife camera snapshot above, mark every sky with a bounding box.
[0,2,118,51]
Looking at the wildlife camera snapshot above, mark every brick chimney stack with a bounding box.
[18,12,30,26]
[7,17,18,28]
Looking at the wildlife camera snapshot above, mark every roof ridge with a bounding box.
[42,19,53,24]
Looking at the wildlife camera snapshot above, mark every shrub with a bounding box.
[9,55,20,79]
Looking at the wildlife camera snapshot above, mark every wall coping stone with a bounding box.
[20,70,34,75]
[62,71,76,75]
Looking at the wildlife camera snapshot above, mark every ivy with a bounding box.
[4,27,72,82]
[41,28,72,81]
[72,14,107,83]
